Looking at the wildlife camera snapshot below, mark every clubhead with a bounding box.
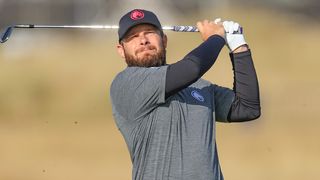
[1,26,14,43]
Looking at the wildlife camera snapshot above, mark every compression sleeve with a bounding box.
[165,35,225,98]
[227,50,261,122]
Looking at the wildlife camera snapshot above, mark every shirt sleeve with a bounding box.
[165,35,225,98]
[110,66,168,121]
[227,50,261,122]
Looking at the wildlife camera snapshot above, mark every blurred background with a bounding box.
[1,0,320,180]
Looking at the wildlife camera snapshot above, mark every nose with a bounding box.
[139,34,150,45]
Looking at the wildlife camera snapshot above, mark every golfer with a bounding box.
[110,9,261,180]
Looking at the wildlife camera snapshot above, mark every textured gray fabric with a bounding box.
[110,66,235,180]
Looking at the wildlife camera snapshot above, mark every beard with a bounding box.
[124,45,166,67]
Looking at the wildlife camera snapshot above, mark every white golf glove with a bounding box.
[222,20,247,52]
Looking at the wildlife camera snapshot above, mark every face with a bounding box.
[117,24,167,67]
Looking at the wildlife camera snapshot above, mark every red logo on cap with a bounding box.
[130,10,144,20]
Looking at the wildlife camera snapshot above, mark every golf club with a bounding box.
[0,24,243,43]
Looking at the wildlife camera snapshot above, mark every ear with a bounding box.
[116,43,125,58]
[162,34,168,48]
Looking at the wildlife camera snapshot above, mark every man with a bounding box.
[110,9,260,180]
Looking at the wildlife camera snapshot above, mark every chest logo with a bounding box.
[191,90,204,102]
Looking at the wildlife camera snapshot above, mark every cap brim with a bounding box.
[119,22,162,41]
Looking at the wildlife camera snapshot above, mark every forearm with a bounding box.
[227,49,261,122]
[165,35,225,98]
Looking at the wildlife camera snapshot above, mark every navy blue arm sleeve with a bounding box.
[227,50,261,122]
[165,35,225,98]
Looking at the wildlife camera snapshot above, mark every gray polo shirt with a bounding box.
[110,65,235,180]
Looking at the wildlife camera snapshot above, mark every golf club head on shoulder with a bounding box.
[1,26,14,43]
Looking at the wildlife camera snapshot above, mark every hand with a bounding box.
[196,19,225,41]
[222,20,247,52]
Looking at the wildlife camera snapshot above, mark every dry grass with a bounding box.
[0,6,320,180]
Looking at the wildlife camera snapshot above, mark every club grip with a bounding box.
[173,26,199,32]
[173,26,243,34]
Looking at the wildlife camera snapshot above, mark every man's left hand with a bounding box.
[222,21,247,52]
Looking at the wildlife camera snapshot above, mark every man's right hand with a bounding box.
[196,19,225,41]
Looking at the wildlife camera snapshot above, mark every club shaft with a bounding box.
[14,24,120,29]
[13,24,243,33]
[2,24,243,43]
[14,24,176,30]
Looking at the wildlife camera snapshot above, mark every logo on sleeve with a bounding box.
[191,90,204,102]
